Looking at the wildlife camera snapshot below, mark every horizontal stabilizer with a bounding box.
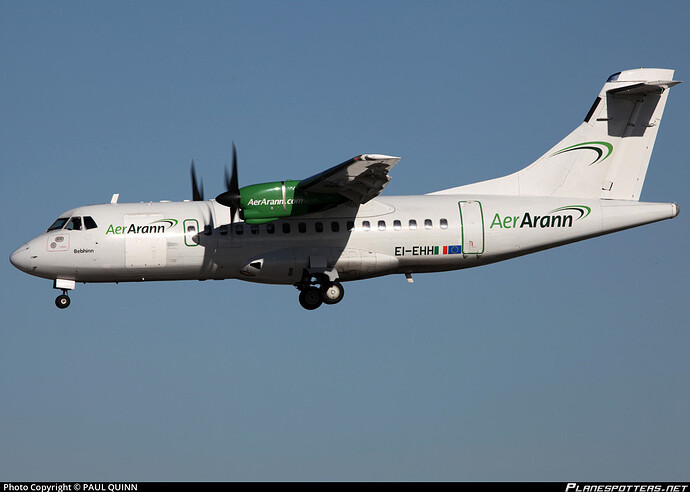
[608,80,681,96]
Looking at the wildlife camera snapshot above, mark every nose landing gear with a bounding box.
[55,291,71,309]
[53,279,75,309]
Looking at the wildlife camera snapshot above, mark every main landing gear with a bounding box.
[296,279,345,310]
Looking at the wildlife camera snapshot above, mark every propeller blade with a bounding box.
[281,181,287,211]
[216,142,242,223]
[191,160,204,201]
[229,142,239,195]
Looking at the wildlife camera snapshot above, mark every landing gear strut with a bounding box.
[55,291,71,309]
[296,274,345,310]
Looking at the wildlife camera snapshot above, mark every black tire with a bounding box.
[55,294,70,309]
[299,286,323,310]
[321,281,344,305]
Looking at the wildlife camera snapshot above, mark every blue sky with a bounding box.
[1,0,688,481]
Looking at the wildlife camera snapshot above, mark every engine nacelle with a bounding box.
[239,180,344,224]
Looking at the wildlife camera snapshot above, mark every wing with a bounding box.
[297,154,401,204]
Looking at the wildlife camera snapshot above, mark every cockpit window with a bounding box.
[83,216,98,229]
[47,217,69,231]
[65,217,82,231]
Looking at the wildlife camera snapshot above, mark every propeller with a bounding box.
[191,160,204,201]
[216,142,242,223]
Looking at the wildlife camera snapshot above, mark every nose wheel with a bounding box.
[55,291,71,309]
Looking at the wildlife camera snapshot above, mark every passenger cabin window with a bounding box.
[409,219,417,230]
[424,219,433,230]
[83,216,98,229]
[65,217,82,231]
[251,225,260,235]
[204,225,213,235]
[47,217,69,232]
[282,223,291,234]
[440,218,448,229]
[220,225,228,235]
[298,222,307,233]
[393,220,402,231]
[234,224,244,235]
[266,223,275,234]
[331,221,340,233]
[378,220,386,231]
[347,221,354,232]
[315,222,324,233]
[362,221,371,231]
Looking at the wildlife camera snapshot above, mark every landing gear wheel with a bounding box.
[55,294,70,309]
[299,286,323,310]
[321,281,344,305]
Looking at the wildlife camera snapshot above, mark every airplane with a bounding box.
[9,68,681,310]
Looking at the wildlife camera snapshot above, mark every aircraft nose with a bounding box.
[10,243,32,273]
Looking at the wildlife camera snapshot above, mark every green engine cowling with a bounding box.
[239,180,345,224]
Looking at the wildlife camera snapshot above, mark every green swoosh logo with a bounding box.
[548,205,591,220]
[149,218,178,229]
[550,141,613,166]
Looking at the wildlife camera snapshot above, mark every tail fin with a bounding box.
[433,68,680,200]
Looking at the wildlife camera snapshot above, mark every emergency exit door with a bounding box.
[458,201,484,255]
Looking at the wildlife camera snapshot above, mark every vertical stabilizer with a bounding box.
[432,68,680,200]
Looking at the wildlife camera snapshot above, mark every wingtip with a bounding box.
[362,154,401,160]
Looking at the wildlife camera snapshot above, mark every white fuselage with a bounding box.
[11,195,679,286]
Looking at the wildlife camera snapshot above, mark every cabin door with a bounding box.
[458,201,484,255]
